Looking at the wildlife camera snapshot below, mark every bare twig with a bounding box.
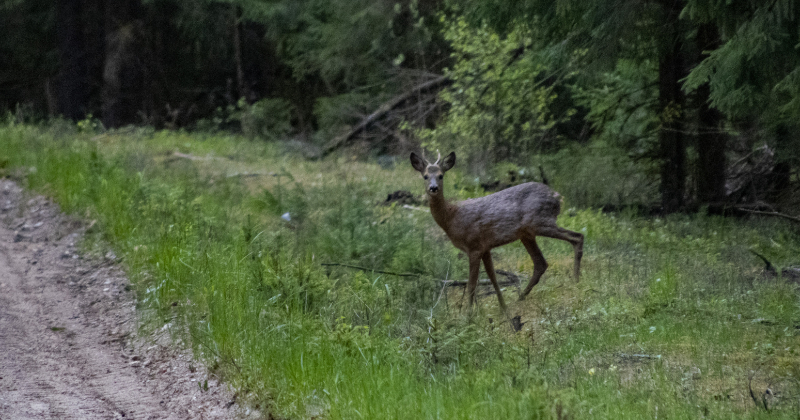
[444,279,518,287]
[401,204,428,212]
[225,172,273,178]
[320,262,524,287]
[496,269,521,286]
[736,208,800,224]
[168,151,228,162]
[748,371,769,411]
[617,353,661,360]
[445,270,520,288]
[320,262,419,278]
[750,250,777,274]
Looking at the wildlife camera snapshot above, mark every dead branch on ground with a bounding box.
[319,75,452,157]
[736,208,800,224]
[320,262,523,287]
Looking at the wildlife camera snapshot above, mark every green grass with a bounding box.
[2,122,800,419]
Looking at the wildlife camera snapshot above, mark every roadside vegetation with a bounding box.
[2,122,799,419]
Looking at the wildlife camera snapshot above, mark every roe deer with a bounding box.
[410,151,583,316]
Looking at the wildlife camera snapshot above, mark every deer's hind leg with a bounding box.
[519,237,548,300]
[536,225,584,281]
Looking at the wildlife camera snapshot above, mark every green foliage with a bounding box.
[539,142,658,208]
[312,91,381,139]
[76,114,104,133]
[682,0,800,124]
[238,98,294,140]
[573,59,658,155]
[418,16,579,170]
[253,0,436,88]
[647,265,679,308]
[197,98,294,139]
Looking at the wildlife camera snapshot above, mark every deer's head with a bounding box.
[410,151,456,196]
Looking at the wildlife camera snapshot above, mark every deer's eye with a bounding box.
[438,175,443,180]
[423,175,429,180]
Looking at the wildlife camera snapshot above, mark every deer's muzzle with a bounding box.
[427,178,439,193]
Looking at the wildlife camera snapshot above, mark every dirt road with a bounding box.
[0,180,249,420]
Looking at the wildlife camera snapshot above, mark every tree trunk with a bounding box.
[695,23,726,204]
[658,0,686,213]
[102,0,146,128]
[232,5,245,101]
[56,0,90,120]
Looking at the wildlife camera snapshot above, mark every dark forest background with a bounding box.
[2,0,799,214]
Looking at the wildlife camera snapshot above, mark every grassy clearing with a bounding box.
[2,123,800,419]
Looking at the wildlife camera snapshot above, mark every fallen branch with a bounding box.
[748,371,770,411]
[444,279,518,287]
[496,269,521,286]
[750,250,800,280]
[225,172,274,178]
[443,270,521,288]
[320,262,419,278]
[168,151,228,162]
[750,250,777,274]
[617,353,661,360]
[402,204,428,212]
[320,262,524,286]
[319,75,452,157]
[736,208,800,224]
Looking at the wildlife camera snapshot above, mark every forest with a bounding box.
[2,0,799,212]
[2,0,800,418]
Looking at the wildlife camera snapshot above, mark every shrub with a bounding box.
[539,142,658,208]
[417,16,580,172]
[238,97,294,140]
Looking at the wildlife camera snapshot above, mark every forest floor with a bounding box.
[0,178,258,420]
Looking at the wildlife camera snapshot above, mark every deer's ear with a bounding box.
[440,152,456,172]
[410,152,427,173]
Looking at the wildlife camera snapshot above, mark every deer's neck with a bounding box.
[428,192,457,231]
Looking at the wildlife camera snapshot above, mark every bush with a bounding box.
[313,91,381,141]
[539,141,658,208]
[239,97,294,140]
[417,16,580,172]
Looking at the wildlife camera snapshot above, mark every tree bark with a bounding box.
[56,0,90,120]
[658,0,686,213]
[232,5,245,102]
[102,0,146,128]
[695,23,726,204]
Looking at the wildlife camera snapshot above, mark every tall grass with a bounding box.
[2,123,800,419]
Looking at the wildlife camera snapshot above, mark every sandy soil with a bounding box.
[0,179,255,420]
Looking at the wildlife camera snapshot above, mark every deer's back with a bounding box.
[446,182,562,250]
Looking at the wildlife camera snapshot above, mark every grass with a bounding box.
[2,121,800,419]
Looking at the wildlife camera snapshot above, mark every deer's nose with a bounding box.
[428,185,439,193]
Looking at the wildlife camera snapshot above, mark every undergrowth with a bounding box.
[2,123,800,419]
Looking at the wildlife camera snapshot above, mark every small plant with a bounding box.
[76,114,103,133]
[647,265,679,309]
[238,97,294,140]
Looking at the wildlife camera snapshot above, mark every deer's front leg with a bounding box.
[481,252,508,316]
[466,252,481,309]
